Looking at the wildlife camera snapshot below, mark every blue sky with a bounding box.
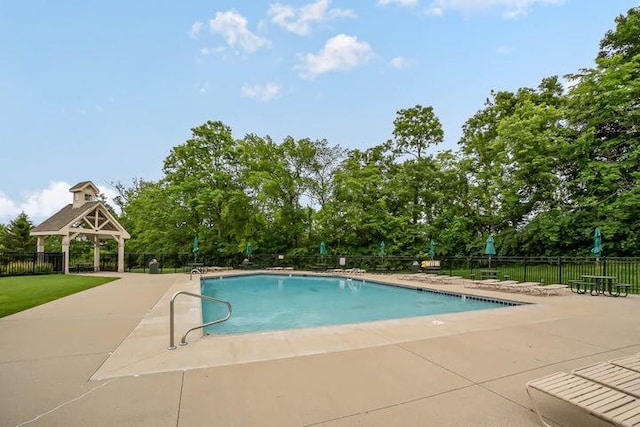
[1,0,638,225]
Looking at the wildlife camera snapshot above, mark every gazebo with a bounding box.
[30,181,130,274]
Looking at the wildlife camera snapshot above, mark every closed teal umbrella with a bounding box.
[320,241,327,256]
[484,235,496,256]
[192,236,199,261]
[380,241,386,257]
[591,227,603,257]
[429,239,436,259]
[246,242,252,257]
[484,235,496,268]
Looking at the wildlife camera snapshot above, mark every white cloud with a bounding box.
[241,82,282,101]
[378,0,419,6]
[424,0,564,19]
[0,181,120,225]
[209,10,271,53]
[389,56,411,69]
[189,21,204,38]
[296,34,374,79]
[425,6,444,15]
[198,81,212,94]
[496,45,511,54]
[269,0,356,36]
[199,46,226,57]
[0,193,20,224]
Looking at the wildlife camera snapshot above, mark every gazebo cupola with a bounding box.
[71,181,99,208]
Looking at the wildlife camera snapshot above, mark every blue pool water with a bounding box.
[201,274,519,334]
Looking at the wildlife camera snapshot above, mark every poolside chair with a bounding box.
[611,354,640,373]
[494,280,520,291]
[430,275,462,284]
[400,273,436,281]
[502,282,540,293]
[468,279,498,288]
[530,284,569,296]
[526,371,640,426]
[572,362,640,398]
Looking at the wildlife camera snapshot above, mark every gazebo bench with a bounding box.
[75,263,95,273]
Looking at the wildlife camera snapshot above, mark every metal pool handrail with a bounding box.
[189,268,202,281]
[168,290,232,350]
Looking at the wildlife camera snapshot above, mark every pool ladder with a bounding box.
[189,268,202,281]
[168,290,232,350]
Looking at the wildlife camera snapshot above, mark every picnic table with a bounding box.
[480,270,498,280]
[582,275,617,296]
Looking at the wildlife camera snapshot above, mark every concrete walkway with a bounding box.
[1,272,638,427]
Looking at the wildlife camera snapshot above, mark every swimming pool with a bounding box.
[201,274,520,334]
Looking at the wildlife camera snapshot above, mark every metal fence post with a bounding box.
[558,257,563,285]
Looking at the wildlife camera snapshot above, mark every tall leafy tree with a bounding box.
[458,90,518,246]
[239,134,317,252]
[386,105,445,227]
[388,104,444,160]
[320,146,403,254]
[564,6,640,255]
[162,121,252,255]
[114,179,181,253]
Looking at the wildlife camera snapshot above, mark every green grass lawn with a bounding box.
[0,275,119,317]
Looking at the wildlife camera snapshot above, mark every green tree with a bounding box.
[161,121,253,255]
[320,146,404,254]
[457,77,569,255]
[239,134,317,252]
[114,179,181,253]
[564,6,640,255]
[388,104,444,159]
[3,212,36,252]
[0,223,6,252]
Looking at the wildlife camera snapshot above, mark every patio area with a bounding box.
[1,272,639,426]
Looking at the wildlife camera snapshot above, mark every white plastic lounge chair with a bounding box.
[466,279,498,289]
[476,279,500,287]
[431,275,462,284]
[531,284,570,296]
[573,362,640,398]
[612,354,640,373]
[527,371,640,426]
[494,280,520,290]
[502,282,540,293]
[399,273,432,281]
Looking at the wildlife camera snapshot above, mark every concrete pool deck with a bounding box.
[1,271,639,426]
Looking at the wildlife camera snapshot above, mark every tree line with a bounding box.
[3,8,639,259]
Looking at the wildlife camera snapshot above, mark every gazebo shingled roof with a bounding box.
[32,202,102,233]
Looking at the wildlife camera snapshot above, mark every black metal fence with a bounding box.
[437,256,640,294]
[0,252,64,276]
[3,251,639,294]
